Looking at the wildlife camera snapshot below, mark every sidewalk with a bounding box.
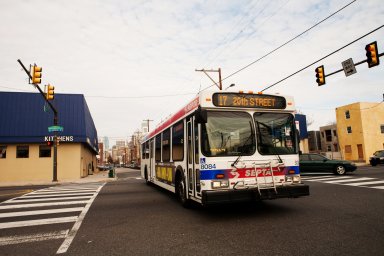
[0,170,117,188]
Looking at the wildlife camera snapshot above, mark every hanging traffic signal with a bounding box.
[315,65,325,86]
[46,84,55,100]
[31,65,42,84]
[365,41,380,68]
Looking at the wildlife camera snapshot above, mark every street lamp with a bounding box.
[225,83,235,90]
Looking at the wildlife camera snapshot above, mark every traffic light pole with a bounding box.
[324,52,384,78]
[17,59,59,182]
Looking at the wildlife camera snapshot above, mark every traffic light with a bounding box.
[365,41,380,68]
[46,84,55,100]
[31,65,42,84]
[315,65,325,86]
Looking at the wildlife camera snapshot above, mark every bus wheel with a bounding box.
[176,175,190,208]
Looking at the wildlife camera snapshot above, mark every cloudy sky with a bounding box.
[1,0,383,146]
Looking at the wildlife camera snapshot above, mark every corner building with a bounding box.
[336,102,384,163]
[0,92,99,183]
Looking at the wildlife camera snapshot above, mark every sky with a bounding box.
[1,0,383,147]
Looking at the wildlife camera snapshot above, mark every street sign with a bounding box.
[342,58,357,77]
[48,126,64,132]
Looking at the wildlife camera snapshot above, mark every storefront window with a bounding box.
[39,145,51,158]
[16,145,29,158]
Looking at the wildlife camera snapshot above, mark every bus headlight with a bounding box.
[211,180,229,189]
[286,175,301,183]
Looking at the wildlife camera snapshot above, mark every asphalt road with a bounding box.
[0,166,383,255]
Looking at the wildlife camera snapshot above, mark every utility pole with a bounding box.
[143,119,153,132]
[195,68,223,90]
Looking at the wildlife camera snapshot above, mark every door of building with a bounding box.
[357,144,364,161]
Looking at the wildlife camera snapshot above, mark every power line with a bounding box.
[200,0,357,92]
[85,92,196,99]
[261,24,384,92]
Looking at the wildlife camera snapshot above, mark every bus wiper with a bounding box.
[231,122,254,167]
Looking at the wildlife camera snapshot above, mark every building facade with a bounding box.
[308,130,321,153]
[319,124,341,159]
[0,92,99,183]
[336,102,384,163]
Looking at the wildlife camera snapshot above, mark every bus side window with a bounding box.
[155,135,161,162]
[172,121,184,161]
[162,129,170,162]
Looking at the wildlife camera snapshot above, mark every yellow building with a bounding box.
[0,92,99,183]
[336,102,384,163]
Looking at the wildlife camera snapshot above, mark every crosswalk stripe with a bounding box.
[0,200,89,210]
[6,196,92,204]
[0,230,69,246]
[0,207,83,218]
[31,189,97,194]
[0,216,78,229]
[343,180,384,186]
[303,176,355,182]
[20,192,94,199]
[324,177,375,184]
[302,175,384,190]
[370,185,384,189]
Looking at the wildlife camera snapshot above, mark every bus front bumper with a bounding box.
[201,184,309,206]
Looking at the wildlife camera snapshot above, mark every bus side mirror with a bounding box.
[195,107,207,123]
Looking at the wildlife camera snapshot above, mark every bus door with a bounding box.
[149,139,154,180]
[187,117,201,199]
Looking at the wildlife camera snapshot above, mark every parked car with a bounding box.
[369,150,384,166]
[299,153,357,175]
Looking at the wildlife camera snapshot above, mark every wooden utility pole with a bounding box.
[195,68,223,90]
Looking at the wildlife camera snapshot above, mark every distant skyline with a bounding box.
[1,0,383,145]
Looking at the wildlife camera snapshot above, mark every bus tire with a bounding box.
[176,173,190,208]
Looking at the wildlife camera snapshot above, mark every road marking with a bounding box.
[20,192,94,199]
[0,216,77,229]
[324,177,375,184]
[301,175,335,180]
[302,175,384,190]
[343,180,384,186]
[370,185,384,189]
[0,200,89,210]
[0,207,83,218]
[29,189,97,195]
[303,176,355,182]
[6,195,92,203]
[56,183,105,254]
[0,230,69,246]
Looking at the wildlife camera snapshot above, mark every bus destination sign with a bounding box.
[212,93,287,109]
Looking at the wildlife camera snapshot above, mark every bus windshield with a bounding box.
[201,111,255,157]
[254,112,297,155]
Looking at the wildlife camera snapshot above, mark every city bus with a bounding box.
[140,90,309,206]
